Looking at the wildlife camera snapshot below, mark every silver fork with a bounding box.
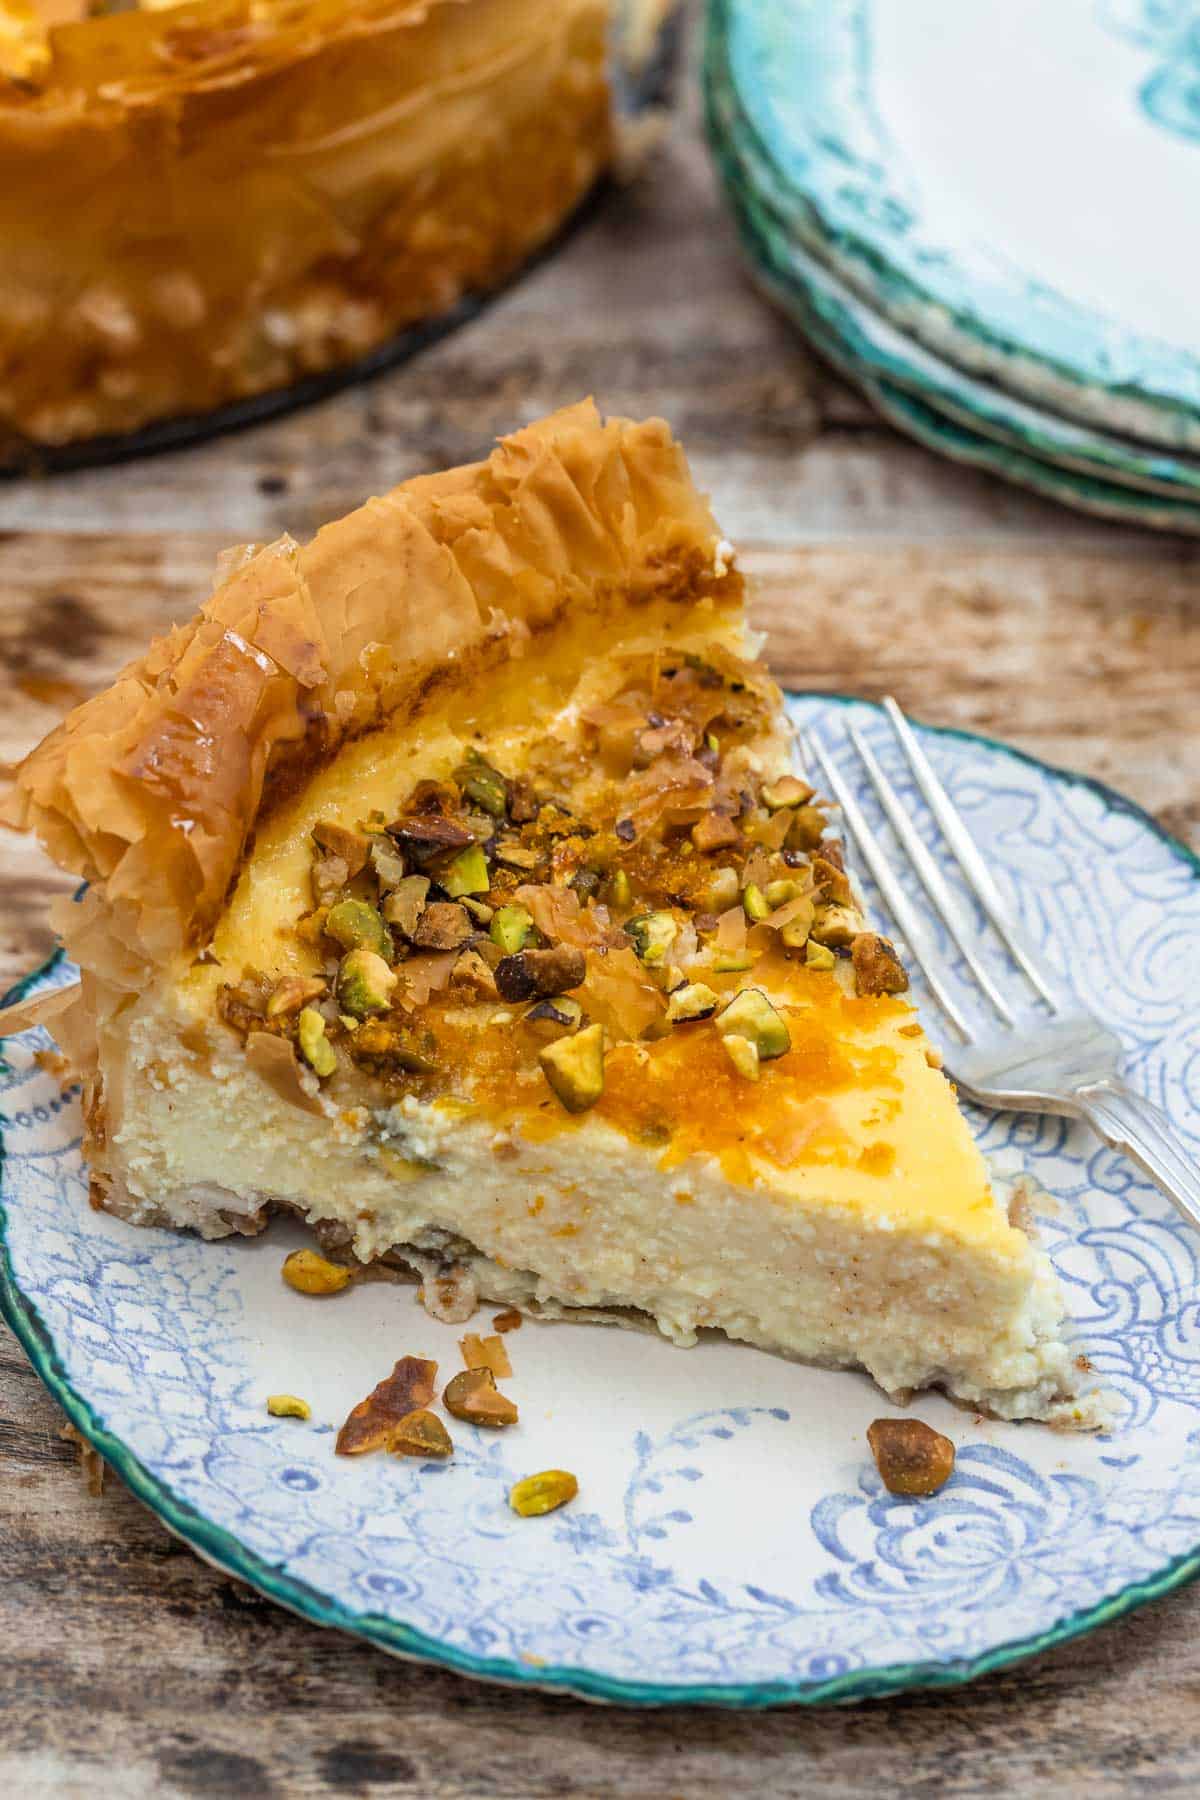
[804,696,1200,1233]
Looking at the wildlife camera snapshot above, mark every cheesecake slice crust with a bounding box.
[6,402,1077,1420]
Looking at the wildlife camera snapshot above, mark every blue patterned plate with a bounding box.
[709,0,1200,451]
[3,696,1199,1706]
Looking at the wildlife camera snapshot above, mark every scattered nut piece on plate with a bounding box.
[509,1470,579,1517]
[281,1248,354,1296]
[443,1366,519,1428]
[492,1308,523,1333]
[389,1409,453,1460]
[866,1417,956,1496]
[266,1394,311,1420]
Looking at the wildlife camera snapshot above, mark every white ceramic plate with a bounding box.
[3,695,1199,1706]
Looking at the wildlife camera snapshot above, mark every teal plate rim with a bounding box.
[705,0,1200,449]
[704,59,1200,505]
[2,696,1198,1708]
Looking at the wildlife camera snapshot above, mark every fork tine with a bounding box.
[807,735,975,1041]
[848,722,1017,1026]
[882,697,1061,1011]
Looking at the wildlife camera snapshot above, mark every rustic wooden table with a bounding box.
[2,41,1199,1799]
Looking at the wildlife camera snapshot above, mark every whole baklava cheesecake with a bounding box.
[6,402,1076,1419]
[0,0,668,456]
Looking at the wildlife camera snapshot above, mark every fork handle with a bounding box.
[1076,1077,1200,1234]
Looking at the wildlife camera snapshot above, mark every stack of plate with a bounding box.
[705,0,1200,530]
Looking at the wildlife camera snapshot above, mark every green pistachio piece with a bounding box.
[764,879,800,908]
[805,939,837,971]
[324,898,390,958]
[490,903,534,954]
[440,843,491,898]
[711,950,755,973]
[666,982,719,1024]
[539,1021,606,1113]
[810,902,866,949]
[717,988,791,1061]
[297,1006,337,1078]
[721,1033,760,1082]
[779,902,816,950]
[742,883,770,923]
[624,912,678,966]
[337,948,398,1018]
[461,896,495,925]
[761,775,815,811]
[456,753,508,819]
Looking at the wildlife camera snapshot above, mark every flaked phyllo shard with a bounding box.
[4,401,1082,1421]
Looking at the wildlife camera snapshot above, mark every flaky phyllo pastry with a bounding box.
[5,403,1078,1419]
[0,0,669,454]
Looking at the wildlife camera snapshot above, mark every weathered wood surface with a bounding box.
[2,24,1200,1797]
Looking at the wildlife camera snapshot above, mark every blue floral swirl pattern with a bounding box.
[1,696,1198,1704]
[1100,1,1200,141]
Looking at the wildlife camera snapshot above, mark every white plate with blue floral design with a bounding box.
[2,695,1199,1706]
[711,0,1200,450]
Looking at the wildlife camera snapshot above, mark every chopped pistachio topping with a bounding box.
[810,902,865,948]
[494,838,542,871]
[297,1006,337,1078]
[718,988,791,1060]
[266,974,326,1019]
[281,1248,353,1296]
[779,898,816,950]
[267,1394,311,1420]
[539,1021,606,1112]
[742,883,770,923]
[712,950,755,974]
[666,981,719,1023]
[441,843,491,898]
[786,805,827,852]
[525,995,584,1038]
[764,879,800,908]
[721,1033,760,1081]
[624,911,678,966]
[510,1470,579,1517]
[456,753,508,818]
[369,837,408,891]
[383,874,431,939]
[324,898,390,957]
[490,903,533,954]
[761,775,815,810]
[337,948,398,1017]
[705,866,741,912]
[805,939,836,971]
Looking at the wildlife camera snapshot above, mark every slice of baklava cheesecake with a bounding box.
[5,401,1076,1418]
